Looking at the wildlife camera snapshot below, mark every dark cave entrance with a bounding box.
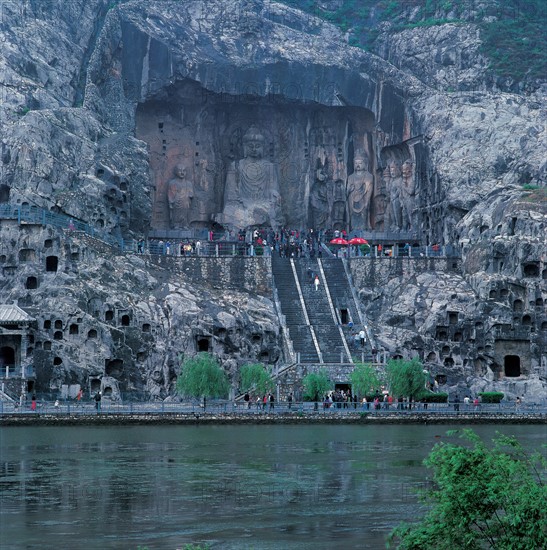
[504,355,521,377]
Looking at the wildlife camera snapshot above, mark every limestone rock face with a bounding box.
[0,0,545,399]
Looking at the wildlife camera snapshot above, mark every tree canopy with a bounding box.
[302,369,331,401]
[176,353,229,400]
[349,362,381,397]
[239,363,273,395]
[385,358,427,400]
[389,429,547,549]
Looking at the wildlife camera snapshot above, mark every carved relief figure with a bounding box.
[218,127,284,229]
[346,151,374,230]
[309,163,329,229]
[330,178,346,231]
[401,159,415,230]
[387,160,403,230]
[167,164,193,228]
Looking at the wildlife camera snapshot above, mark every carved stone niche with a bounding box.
[135,78,409,232]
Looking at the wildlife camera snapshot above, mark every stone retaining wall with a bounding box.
[348,256,462,289]
[2,413,545,426]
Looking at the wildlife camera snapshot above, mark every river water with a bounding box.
[0,424,545,549]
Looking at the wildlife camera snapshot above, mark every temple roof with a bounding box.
[0,304,35,324]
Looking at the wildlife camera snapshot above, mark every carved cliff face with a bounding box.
[136,80,420,232]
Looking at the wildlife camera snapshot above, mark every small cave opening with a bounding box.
[19,248,36,262]
[44,239,53,248]
[504,355,521,377]
[54,320,62,329]
[426,352,437,362]
[513,299,523,313]
[53,357,62,366]
[105,310,114,322]
[435,374,447,385]
[88,329,97,339]
[46,256,58,272]
[499,288,508,298]
[69,324,79,335]
[443,357,454,367]
[489,289,498,299]
[522,314,532,326]
[105,359,124,378]
[53,331,63,340]
[196,337,211,352]
[453,332,462,342]
[90,379,101,392]
[121,314,130,327]
[523,263,539,277]
[142,323,151,333]
[26,276,38,289]
[43,341,52,350]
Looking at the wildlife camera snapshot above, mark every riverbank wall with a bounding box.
[2,412,545,426]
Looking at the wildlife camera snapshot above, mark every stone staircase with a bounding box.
[271,255,320,363]
[293,259,350,363]
[320,257,373,362]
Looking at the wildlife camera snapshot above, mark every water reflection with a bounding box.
[1,424,544,549]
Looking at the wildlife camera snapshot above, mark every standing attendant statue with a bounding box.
[167,164,193,229]
[346,151,374,230]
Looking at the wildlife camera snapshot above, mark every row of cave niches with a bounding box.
[39,316,153,339]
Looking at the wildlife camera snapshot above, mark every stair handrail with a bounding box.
[341,258,377,354]
[317,259,353,363]
[290,258,324,363]
[272,284,297,364]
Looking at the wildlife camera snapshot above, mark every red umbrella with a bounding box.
[348,237,369,245]
[330,238,349,245]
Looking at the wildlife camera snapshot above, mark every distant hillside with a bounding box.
[281,0,546,86]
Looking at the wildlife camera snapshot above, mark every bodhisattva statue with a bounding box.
[218,127,284,229]
[309,166,329,229]
[387,160,403,230]
[346,152,374,230]
[401,159,415,230]
[167,164,193,229]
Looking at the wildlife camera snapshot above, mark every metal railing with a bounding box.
[0,204,133,250]
[2,399,545,416]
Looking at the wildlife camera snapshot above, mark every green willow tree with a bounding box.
[176,353,229,409]
[385,358,427,400]
[302,369,331,408]
[389,430,547,549]
[349,362,381,397]
[239,363,273,396]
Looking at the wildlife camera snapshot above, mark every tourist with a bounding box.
[244,392,250,409]
[31,395,37,412]
[288,392,293,409]
[359,329,366,347]
[454,395,460,412]
[314,275,320,291]
[94,391,102,412]
[269,393,275,410]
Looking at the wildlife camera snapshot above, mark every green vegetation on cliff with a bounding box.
[281,0,546,83]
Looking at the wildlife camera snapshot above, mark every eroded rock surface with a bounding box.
[0,0,545,400]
